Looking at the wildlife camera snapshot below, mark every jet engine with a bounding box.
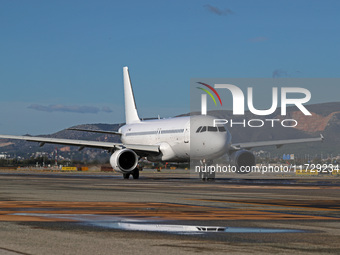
[110,149,138,173]
[230,149,255,173]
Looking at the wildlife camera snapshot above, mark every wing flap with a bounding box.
[67,128,121,135]
[0,135,120,150]
[231,134,324,150]
[0,135,160,153]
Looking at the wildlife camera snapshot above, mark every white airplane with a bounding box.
[0,67,323,180]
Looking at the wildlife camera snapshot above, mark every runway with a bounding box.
[0,169,339,254]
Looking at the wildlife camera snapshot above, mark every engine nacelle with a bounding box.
[230,149,255,173]
[110,149,138,173]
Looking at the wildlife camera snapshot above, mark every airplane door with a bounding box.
[157,128,161,142]
[184,127,189,143]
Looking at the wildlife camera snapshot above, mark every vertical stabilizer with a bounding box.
[123,66,141,124]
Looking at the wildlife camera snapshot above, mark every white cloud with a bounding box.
[27,104,113,114]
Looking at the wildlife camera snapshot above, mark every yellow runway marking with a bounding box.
[0,201,336,222]
[188,198,340,212]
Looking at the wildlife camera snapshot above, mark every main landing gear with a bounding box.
[123,167,140,179]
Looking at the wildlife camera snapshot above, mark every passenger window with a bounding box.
[200,126,207,132]
[208,126,218,132]
[217,126,226,132]
[196,126,202,133]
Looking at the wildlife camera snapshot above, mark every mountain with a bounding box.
[0,102,339,160]
[0,123,124,162]
[188,102,340,157]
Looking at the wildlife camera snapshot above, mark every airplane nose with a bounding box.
[190,127,230,159]
[213,134,227,150]
[205,133,229,156]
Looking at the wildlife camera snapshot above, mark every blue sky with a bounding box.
[0,0,339,135]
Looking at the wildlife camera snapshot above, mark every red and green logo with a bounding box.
[196,82,222,106]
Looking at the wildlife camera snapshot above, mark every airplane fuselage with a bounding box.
[119,115,231,162]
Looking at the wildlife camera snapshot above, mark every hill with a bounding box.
[0,102,339,161]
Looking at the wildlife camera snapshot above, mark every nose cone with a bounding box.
[191,131,229,160]
[190,115,231,160]
[206,132,229,157]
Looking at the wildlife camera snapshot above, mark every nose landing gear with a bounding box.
[199,159,215,181]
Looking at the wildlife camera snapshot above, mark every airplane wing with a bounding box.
[231,134,324,150]
[0,135,159,153]
[67,128,121,135]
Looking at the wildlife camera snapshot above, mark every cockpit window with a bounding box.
[217,126,226,132]
[196,126,226,133]
[207,126,218,132]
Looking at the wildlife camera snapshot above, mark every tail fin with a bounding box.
[123,66,141,124]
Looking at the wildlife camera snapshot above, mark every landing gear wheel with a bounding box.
[200,171,215,181]
[132,168,140,179]
[123,173,130,179]
[198,159,215,181]
[199,171,207,182]
[207,170,215,182]
[198,159,207,181]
